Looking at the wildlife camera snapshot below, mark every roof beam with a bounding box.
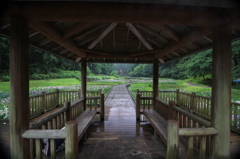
[131,27,211,57]
[155,27,211,58]
[30,21,86,57]
[156,24,180,41]
[87,23,117,49]
[63,22,91,39]
[5,2,239,27]
[126,23,153,50]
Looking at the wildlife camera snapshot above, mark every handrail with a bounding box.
[167,120,218,159]
[30,107,68,129]
[30,98,84,129]
[22,120,78,159]
[22,129,66,139]
[179,127,218,136]
[172,104,211,127]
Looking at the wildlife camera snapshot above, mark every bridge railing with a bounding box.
[29,89,102,119]
[159,90,240,133]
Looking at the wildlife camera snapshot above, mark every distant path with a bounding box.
[104,83,135,107]
[186,82,210,88]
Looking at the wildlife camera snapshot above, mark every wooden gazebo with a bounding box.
[1,0,240,158]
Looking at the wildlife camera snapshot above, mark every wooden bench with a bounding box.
[143,109,188,159]
[75,110,97,142]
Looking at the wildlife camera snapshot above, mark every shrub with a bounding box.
[2,76,10,81]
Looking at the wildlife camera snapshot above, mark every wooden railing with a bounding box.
[154,98,216,158]
[29,89,102,119]
[232,102,240,132]
[159,90,177,103]
[26,98,84,158]
[23,92,105,159]
[159,90,240,133]
[135,91,153,119]
[167,120,218,159]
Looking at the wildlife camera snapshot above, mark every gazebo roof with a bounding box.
[1,0,240,63]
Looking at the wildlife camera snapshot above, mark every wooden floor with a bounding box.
[78,84,166,159]
[0,84,240,158]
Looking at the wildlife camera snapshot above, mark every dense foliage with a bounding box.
[160,40,240,81]
[0,36,240,81]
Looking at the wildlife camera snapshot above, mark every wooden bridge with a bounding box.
[0,84,240,158]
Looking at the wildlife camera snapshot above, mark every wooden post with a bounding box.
[81,58,87,110]
[153,59,159,110]
[65,120,78,159]
[188,137,194,158]
[78,89,81,99]
[211,25,231,158]
[42,91,47,113]
[168,101,176,120]
[56,89,60,107]
[167,120,179,159]
[176,89,179,104]
[10,14,30,159]
[190,92,196,111]
[65,101,72,121]
[100,93,105,120]
[136,93,141,121]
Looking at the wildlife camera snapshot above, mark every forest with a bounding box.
[0,36,240,82]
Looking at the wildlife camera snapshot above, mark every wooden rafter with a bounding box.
[63,22,91,39]
[154,27,211,58]
[39,38,52,46]
[138,41,141,51]
[126,23,153,50]
[29,31,39,38]
[73,24,107,41]
[113,28,115,50]
[79,37,95,46]
[135,24,167,43]
[30,21,86,57]
[203,36,213,42]
[156,24,180,41]
[145,37,163,47]
[172,52,180,57]
[88,23,117,49]
[126,28,129,51]
[131,27,211,57]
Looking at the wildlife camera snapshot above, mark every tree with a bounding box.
[232,40,240,80]
[0,37,9,76]
[176,50,212,79]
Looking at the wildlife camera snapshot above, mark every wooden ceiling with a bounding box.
[1,1,240,63]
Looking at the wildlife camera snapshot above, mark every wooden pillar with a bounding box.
[65,120,78,159]
[136,93,141,121]
[100,93,105,120]
[153,59,159,110]
[81,58,87,110]
[10,15,30,159]
[167,120,179,159]
[211,25,231,158]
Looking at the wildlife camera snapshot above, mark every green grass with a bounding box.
[0,78,81,92]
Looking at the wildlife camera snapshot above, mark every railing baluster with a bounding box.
[188,136,194,158]
[35,139,42,159]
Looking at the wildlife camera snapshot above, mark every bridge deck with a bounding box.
[0,84,239,158]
